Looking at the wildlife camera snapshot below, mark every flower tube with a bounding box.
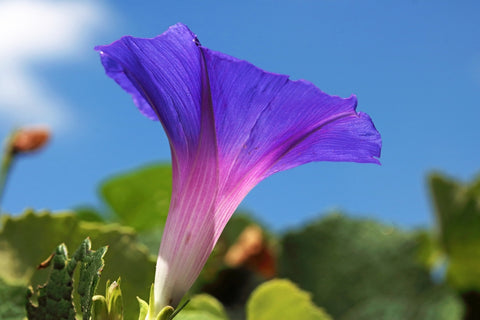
[96,23,381,315]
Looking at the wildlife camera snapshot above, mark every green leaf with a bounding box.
[25,239,108,320]
[279,213,462,320]
[429,173,480,291]
[75,239,108,320]
[0,210,155,320]
[74,206,106,222]
[246,279,331,320]
[26,243,77,320]
[100,164,172,231]
[177,294,228,320]
[174,311,223,320]
[415,230,444,270]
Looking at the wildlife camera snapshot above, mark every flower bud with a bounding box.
[12,127,50,154]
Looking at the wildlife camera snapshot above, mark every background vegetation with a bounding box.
[1,158,479,319]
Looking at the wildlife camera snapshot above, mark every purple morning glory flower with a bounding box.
[96,23,381,314]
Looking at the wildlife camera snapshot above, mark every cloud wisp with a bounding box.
[0,0,108,131]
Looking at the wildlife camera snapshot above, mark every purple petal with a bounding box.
[95,24,204,164]
[267,111,381,175]
[96,23,382,313]
[203,48,381,190]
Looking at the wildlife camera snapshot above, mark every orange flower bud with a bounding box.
[12,127,50,154]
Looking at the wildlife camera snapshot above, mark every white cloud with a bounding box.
[0,0,109,131]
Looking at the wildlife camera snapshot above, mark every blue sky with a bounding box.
[1,0,479,231]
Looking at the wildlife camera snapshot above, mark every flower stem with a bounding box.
[0,130,17,212]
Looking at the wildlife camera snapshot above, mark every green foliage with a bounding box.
[92,279,124,320]
[0,277,27,319]
[429,173,480,291]
[76,240,108,320]
[25,244,76,320]
[137,288,228,320]
[100,164,172,231]
[26,238,107,320]
[0,210,155,320]
[136,284,175,320]
[279,213,463,320]
[177,294,229,320]
[74,206,106,223]
[246,279,331,320]
[415,230,444,270]
[3,160,478,320]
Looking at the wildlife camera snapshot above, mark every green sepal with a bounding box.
[92,295,108,320]
[137,296,149,320]
[106,279,123,320]
[136,284,179,320]
[157,306,174,320]
[148,283,156,318]
[137,284,159,320]
[92,278,124,320]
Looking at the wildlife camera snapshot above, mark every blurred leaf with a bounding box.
[137,228,163,256]
[339,290,462,320]
[279,213,462,320]
[175,311,223,320]
[74,206,106,222]
[220,213,264,248]
[0,210,155,320]
[100,164,171,231]
[429,173,480,291]
[176,294,228,320]
[415,230,444,270]
[183,294,228,319]
[246,279,331,320]
[0,277,26,319]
